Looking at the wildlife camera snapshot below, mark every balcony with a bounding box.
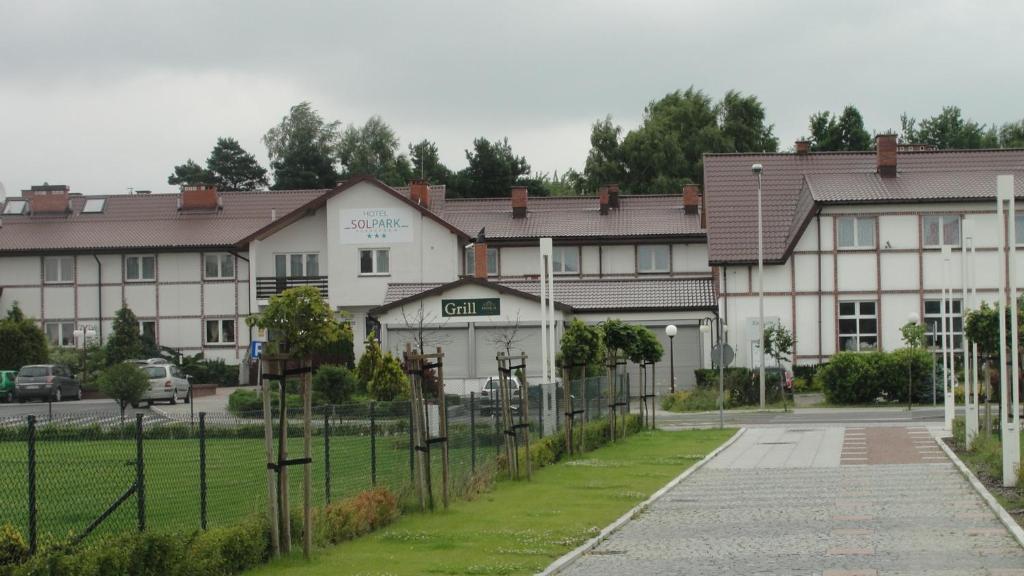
[256,276,328,299]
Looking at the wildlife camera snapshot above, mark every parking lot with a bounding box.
[0,397,170,426]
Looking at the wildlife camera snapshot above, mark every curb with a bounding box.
[537,427,747,575]
[935,436,1024,549]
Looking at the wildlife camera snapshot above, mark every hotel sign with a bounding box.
[340,208,413,244]
[442,298,500,317]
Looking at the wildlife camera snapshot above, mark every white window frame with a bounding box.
[922,215,961,248]
[125,254,156,282]
[203,253,235,280]
[81,198,106,213]
[45,321,76,347]
[837,300,878,352]
[2,200,27,215]
[359,248,390,276]
[924,299,963,350]
[552,246,580,274]
[43,256,74,284]
[464,246,499,277]
[637,245,670,274]
[836,216,876,249]
[274,253,320,277]
[204,318,236,345]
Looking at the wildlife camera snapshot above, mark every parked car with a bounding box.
[479,376,521,416]
[0,371,16,403]
[15,364,82,403]
[132,363,190,407]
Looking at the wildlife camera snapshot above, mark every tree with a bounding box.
[448,137,532,198]
[900,321,927,349]
[336,116,413,186]
[408,139,451,184]
[312,364,358,404]
[900,106,998,149]
[559,319,603,372]
[246,286,343,359]
[631,326,664,366]
[98,363,149,422]
[263,102,341,190]
[601,319,637,360]
[0,303,48,371]
[718,90,779,153]
[368,353,409,401]
[582,116,625,193]
[997,119,1024,149]
[206,137,268,191]
[167,159,215,186]
[808,105,872,151]
[357,333,383,395]
[763,324,794,368]
[106,306,144,365]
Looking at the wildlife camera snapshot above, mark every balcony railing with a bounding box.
[256,276,328,299]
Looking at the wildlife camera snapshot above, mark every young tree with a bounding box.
[357,333,383,394]
[98,363,149,422]
[167,159,215,186]
[336,116,412,185]
[246,286,342,358]
[106,306,144,365]
[763,324,795,368]
[369,353,409,401]
[263,102,341,190]
[559,319,603,371]
[206,137,269,191]
[900,321,927,349]
[0,303,48,371]
[312,364,358,404]
[808,105,872,151]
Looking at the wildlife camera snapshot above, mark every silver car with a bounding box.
[133,363,190,406]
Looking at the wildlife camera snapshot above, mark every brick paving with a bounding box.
[558,425,1024,576]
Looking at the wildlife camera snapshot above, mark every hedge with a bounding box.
[694,368,782,406]
[815,348,933,404]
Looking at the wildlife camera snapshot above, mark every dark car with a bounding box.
[15,364,82,403]
[0,370,15,403]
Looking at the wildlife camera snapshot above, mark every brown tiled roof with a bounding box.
[0,189,327,253]
[377,277,716,314]
[704,149,1024,264]
[436,195,704,241]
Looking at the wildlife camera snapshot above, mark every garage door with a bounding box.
[473,326,544,381]
[385,328,471,380]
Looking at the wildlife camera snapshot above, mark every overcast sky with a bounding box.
[1,0,1022,197]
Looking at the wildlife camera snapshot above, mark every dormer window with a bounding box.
[81,198,106,213]
[2,200,26,215]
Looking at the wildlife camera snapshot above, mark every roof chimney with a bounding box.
[473,229,489,278]
[607,184,620,209]
[24,184,71,215]
[876,134,898,178]
[409,180,430,209]
[179,185,220,211]
[511,186,528,219]
[598,186,609,215]
[683,184,700,215]
[795,140,811,155]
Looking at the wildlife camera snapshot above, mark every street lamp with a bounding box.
[665,325,677,394]
[753,163,765,409]
[907,312,920,412]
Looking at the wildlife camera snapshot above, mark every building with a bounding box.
[0,179,717,392]
[703,135,1024,369]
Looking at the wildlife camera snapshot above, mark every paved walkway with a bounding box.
[560,425,1024,576]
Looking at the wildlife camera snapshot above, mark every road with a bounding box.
[0,397,178,426]
[654,405,959,429]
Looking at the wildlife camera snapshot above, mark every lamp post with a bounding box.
[753,163,766,409]
[665,325,677,394]
[907,312,920,412]
[942,245,954,432]
[997,174,1020,487]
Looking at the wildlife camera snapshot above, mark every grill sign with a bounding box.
[340,208,413,244]
[442,298,500,317]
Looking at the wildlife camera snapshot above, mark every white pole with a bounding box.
[546,247,556,384]
[755,166,765,409]
[942,245,954,432]
[965,223,978,446]
[997,177,1013,485]
[539,238,551,383]
[1003,175,1020,486]
[971,230,980,432]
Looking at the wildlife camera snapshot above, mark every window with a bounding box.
[205,319,236,345]
[45,322,75,347]
[838,301,878,352]
[464,246,498,276]
[81,198,106,213]
[360,248,390,275]
[1016,214,1024,245]
[924,299,963,349]
[204,253,235,279]
[43,256,74,284]
[637,245,670,273]
[552,246,580,274]
[125,255,155,281]
[2,200,26,215]
[274,253,319,277]
[837,216,876,249]
[923,215,961,247]
[139,320,156,343]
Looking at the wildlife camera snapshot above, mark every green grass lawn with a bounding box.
[0,425,491,543]
[249,428,736,576]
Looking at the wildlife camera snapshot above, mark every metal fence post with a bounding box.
[470,392,476,473]
[537,387,544,438]
[408,401,415,482]
[324,410,331,504]
[199,412,207,530]
[370,402,377,487]
[135,413,146,532]
[27,415,37,555]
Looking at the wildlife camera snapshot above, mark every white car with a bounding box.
[133,363,191,406]
[479,376,521,415]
